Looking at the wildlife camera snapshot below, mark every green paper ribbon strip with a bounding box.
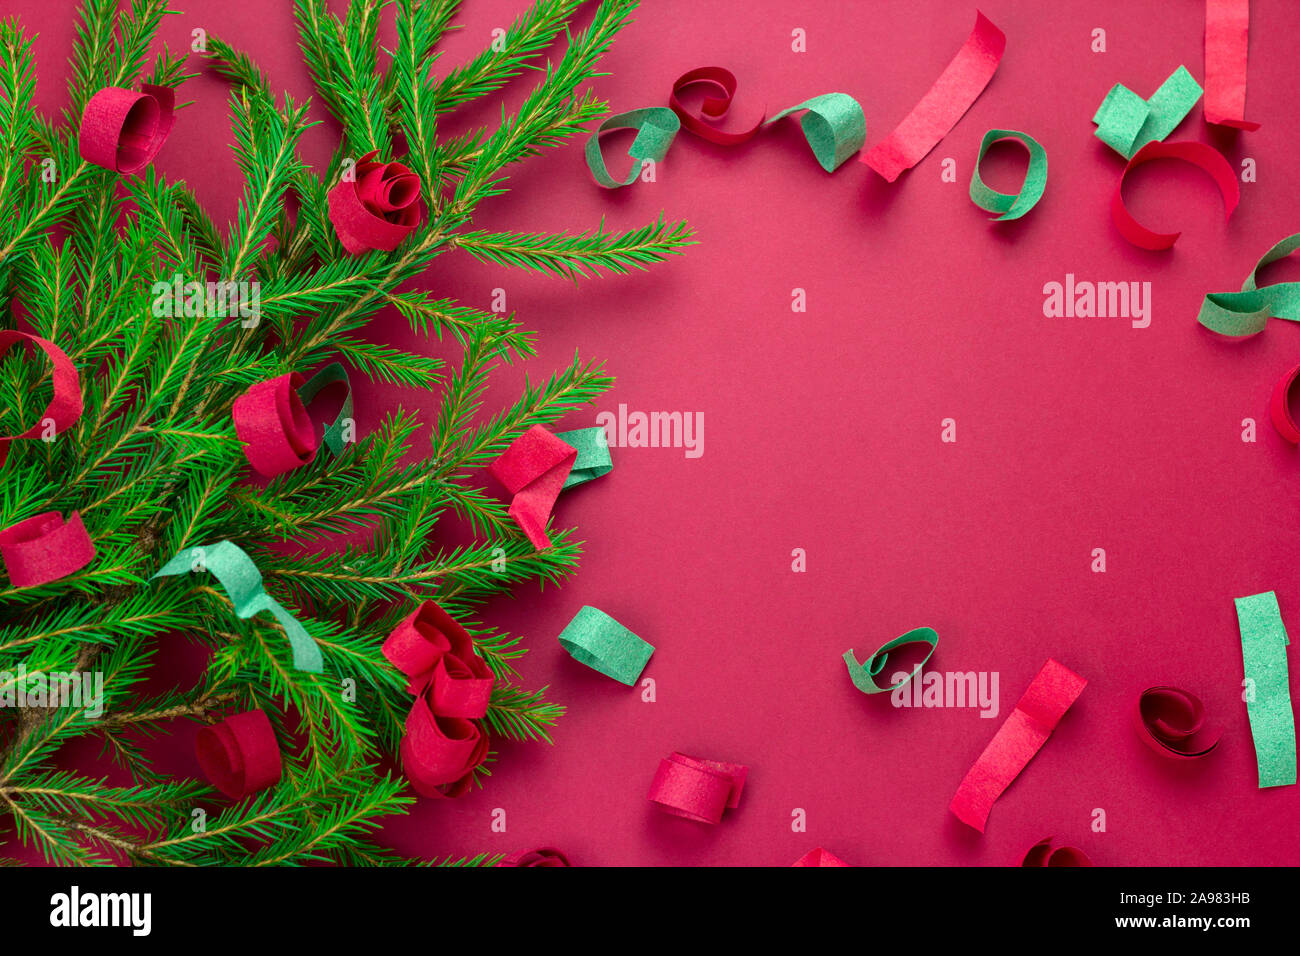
[763,93,866,173]
[152,541,324,673]
[555,427,613,491]
[843,626,939,694]
[1197,233,1300,337]
[299,362,353,456]
[969,129,1047,221]
[585,107,681,188]
[557,606,653,685]
[1093,65,1202,159]
[1234,591,1297,788]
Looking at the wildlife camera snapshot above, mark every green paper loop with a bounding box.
[843,626,938,695]
[555,427,612,490]
[585,107,681,188]
[152,541,324,673]
[1197,233,1300,337]
[764,93,866,172]
[969,129,1047,221]
[298,362,353,456]
[1092,65,1202,159]
[1234,591,1297,788]
[557,606,653,686]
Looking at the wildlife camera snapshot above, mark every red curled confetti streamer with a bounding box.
[327,150,423,254]
[489,425,577,549]
[231,366,351,479]
[669,67,764,145]
[1021,837,1093,867]
[78,84,175,174]
[861,10,1005,182]
[1270,364,1300,443]
[1204,0,1259,130]
[0,512,96,588]
[0,330,82,467]
[950,659,1086,833]
[382,600,493,718]
[792,847,850,867]
[647,752,747,824]
[195,710,282,800]
[1133,686,1222,760]
[497,847,572,867]
[1111,140,1239,250]
[400,695,489,799]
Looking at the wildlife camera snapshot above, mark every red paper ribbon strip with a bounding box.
[1269,364,1300,443]
[231,367,350,478]
[0,330,82,468]
[400,695,489,799]
[647,752,747,824]
[1133,685,1222,760]
[950,659,1087,833]
[1111,141,1239,250]
[1021,836,1093,867]
[0,512,96,589]
[1204,0,1259,130]
[792,847,851,867]
[78,84,175,174]
[861,10,1005,181]
[382,600,494,717]
[327,150,423,254]
[669,67,765,145]
[195,709,283,800]
[489,425,577,549]
[497,847,572,867]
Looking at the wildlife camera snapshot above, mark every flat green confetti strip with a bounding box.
[1234,591,1297,788]
[843,626,938,694]
[557,606,653,686]
[763,93,866,172]
[968,129,1047,221]
[555,427,613,491]
[1198,233,1300,337]
[298,362,353,456]
[152,541,324,673]
[585,107,681,188]
[1093,65,1202,158]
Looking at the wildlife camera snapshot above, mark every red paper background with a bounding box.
[9,0,1300,866]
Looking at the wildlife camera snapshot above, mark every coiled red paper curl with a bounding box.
[1133,685,1222,760]
[498,847,572,867]
[327,150,423,254]
[1021,836,1093,867]
[0,330,82,468]
[0,511,96,588]
[78,84,175,174]
[647,752,747,824]
[195,710,283,800]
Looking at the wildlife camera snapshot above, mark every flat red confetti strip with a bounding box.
[861,10,1005,181]
[78,84,175,174]
[647,752,747,824]
[489,425,577,549]
[0,512,95,588]
[949,659,1086,833]
[1133,685,1222,760]
[1270,364,1300,443]
[497,847,571,867]
[669,67,764,145]
[327,150,423,254]
[792,847,851,867]
[1111,140,1239,250]
[195,710,282,800]
[1021,837,1092,867]
[1204,0,1259,130]
[0,330,82,467]
[400,695,488,799]
[382,600,493,718]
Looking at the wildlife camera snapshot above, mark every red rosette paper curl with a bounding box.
[327,150,423,254]
[195,710,283,800]
[497,847,571,867]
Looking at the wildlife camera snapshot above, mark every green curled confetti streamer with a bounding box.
[555,427,612,490]
[1234,591,1297,788]
[1092,65,1202,159]
[1197,233,1300,337]
[557,606,653,685]
[763,93,866,172]
[298,362,353,455]
[843,626,938,695]
[152,541,324,673]
[585,107,681,189]
[969,129,1047,221]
